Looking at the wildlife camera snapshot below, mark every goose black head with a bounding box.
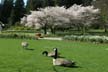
[53,48,58,59]
[42,51,48,56]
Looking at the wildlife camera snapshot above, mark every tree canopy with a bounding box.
[21,5,99,34]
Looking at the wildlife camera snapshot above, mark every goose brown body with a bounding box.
[53,58,75,66]
[53,48,75,67]
[21,41,29,49]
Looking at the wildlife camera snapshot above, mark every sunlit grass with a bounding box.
[0,38,108,72]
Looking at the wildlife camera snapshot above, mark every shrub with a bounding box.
[0,33,38,40]
[63,35,108,43]
[36,33,42,38]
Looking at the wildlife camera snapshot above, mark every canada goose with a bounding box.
[42,51,55,57]
[42,51,60,57]
[53,48,75,67]
[21,41,29,49]
[42,49,60,57]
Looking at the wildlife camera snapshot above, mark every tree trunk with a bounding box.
[82,26,86,35]
[50,27,55,34]
[77,26,81,31]
[104,26,107,32]
[43,25,47,34]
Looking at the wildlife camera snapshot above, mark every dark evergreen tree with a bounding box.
[26,0,88,12]
[57,0,65,6]
[26,0,33,14]
[0,4,3,19]
[8,9,14,26]
[33,0,45,10]
[0,0,13,24]
[63,0,83,8]
[47,0,56,6]
[12,0,26,25]
[26,0,45,13]
[82,0,92,6]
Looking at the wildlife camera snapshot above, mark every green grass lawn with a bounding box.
[0,38,108,72]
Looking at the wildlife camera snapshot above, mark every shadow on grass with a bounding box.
[52,65,81,72]
[25,48,35,51]
[58,56,65,58]
[64,65,82,68]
